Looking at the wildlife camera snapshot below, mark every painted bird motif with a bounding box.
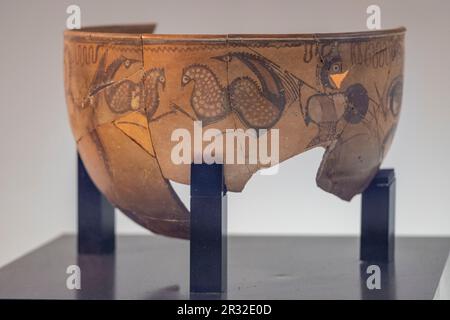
[90,50,166,118]
[181,64,230,125]
[304,47,368,147]
[181,52,298,129]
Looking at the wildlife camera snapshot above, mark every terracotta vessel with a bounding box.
[64,24,405,239]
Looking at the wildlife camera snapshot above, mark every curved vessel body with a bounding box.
[64,25,405,239]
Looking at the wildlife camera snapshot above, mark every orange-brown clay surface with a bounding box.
[64,25,405,239]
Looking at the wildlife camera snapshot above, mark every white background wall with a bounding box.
[1,0,449,268]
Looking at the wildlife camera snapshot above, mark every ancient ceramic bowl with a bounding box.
[64,24,405,239]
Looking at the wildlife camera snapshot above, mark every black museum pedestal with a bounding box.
[0,235,448,300]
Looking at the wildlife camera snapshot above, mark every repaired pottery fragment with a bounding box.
[64,24,405,239]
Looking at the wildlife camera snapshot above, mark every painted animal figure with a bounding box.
[90,50,166,118]
[181,52,298,129]
[305,49,369,147]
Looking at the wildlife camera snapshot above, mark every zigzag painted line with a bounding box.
[142,41,313,53]
[141,35,402,53]
[109,45,142,53]
[143,45,228,53]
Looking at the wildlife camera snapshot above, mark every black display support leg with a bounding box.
[360,169,396,262]
[77,154,115,254]
[190,163,227,294]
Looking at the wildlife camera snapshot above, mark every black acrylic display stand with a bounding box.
[77,154,115,254]
[77,155,396,294]
[3,161,447,299]
[190,163,227,294]
[360,169,396,262]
